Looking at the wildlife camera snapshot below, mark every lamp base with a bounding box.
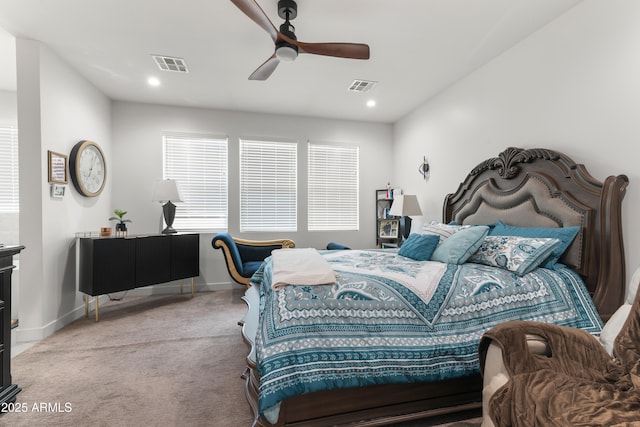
[399,216,412,239]
[161,226,177,234]
[162,201,178,234]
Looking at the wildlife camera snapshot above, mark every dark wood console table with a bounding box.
[78,234,199,321]
[0,245,24,405]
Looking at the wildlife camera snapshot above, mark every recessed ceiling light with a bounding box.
[147,77,160,87]
[366,100,376,108]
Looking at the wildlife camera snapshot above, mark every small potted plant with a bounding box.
[109,209,132,236]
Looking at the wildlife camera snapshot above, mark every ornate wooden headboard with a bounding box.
[443,147,628,321]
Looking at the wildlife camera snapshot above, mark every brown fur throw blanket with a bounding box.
[479,287,640,426]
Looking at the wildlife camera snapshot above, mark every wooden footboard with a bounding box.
[241,283,482,427]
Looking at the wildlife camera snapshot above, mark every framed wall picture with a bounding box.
[378,219,399,239]
[48,150,68,184]
[51,183,66,198]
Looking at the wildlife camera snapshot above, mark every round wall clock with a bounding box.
[69,140,107,197]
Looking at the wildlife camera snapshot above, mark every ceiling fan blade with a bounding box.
[230,0,278,42]
[294,41,370,60]
[249,54,280,80]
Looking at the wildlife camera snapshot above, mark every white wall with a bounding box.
[111,101,393,287]
[16,39,112,341]
[0,89,16,120]
[393,0,640,283]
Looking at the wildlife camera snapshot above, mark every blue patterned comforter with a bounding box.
[251,249,603,419]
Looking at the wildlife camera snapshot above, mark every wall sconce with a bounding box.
[418,156,430,181]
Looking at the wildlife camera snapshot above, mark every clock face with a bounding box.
[70,140,107,197]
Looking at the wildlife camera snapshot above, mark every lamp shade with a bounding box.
[388,195,423,217]
[152,179,183,203]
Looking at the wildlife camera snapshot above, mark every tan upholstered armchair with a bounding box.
[211,233,295,287]
[479,267,640,427]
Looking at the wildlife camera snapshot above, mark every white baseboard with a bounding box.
[12,281,235,350]
[121,280,233,296]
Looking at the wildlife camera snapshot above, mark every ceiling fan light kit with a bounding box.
[276,44,298,61]
[231,0,370,80]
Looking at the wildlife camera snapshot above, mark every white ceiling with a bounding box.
[0,0,580,123]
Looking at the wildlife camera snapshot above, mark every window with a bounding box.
[308,142,359,231]
[163,134,228,231]
[240,139,297,232]
[0,124,19,213]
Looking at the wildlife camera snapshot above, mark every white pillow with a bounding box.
[599,265,640,355]
[420,221,470,245]
[626,265,640,304]
[600,304,632,355]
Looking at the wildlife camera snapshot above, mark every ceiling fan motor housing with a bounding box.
[279,22,296,40]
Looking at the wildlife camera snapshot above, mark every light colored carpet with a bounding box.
[6,289,482,427]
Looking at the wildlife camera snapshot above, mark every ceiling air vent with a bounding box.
[152,55,189,73]
[348,79,377,93]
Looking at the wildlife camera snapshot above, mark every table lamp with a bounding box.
[389,195,423,243]
[152,179,183,234]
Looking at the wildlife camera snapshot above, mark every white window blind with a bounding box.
[240,139,297,232]
[163,134,228,231]
[0,125,19,213]
[308,143,359,231]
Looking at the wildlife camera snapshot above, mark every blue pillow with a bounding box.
[468,236,562,276]
[431,226,489,264]
[488,221,580,267]
[398,233,440,261]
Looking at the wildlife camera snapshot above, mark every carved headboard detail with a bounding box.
[443,147,628,321]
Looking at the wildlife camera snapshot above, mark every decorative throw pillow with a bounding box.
[468,235,562,276]
[421,221,471,245]
[489,221,580,268]
[430,226,489,264]
[398,233,440,261]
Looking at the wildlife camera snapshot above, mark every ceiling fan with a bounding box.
[231,0,370,80]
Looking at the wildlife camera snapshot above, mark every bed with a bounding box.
[240,147,629,427]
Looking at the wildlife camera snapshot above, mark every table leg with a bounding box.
[191,277,195,298]
[95,296,99,322]
[85,295,89,318]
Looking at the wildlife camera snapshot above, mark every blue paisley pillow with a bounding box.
[489,221,580,268]
[468,235,561,276]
